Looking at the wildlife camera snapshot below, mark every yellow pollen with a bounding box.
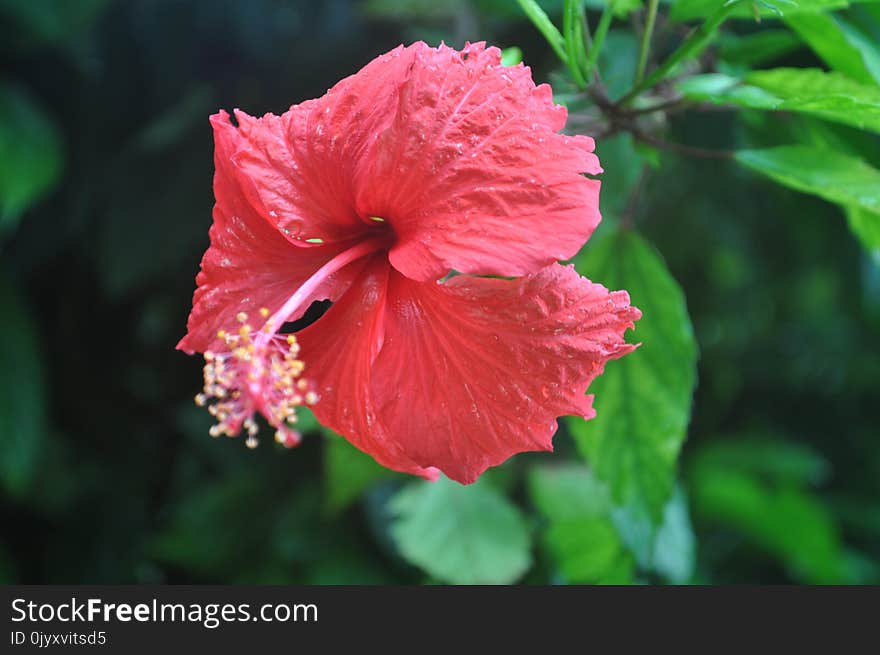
[193,234,395,447]
[197,318,320,450]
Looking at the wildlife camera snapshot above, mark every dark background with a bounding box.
[1,0,878,584]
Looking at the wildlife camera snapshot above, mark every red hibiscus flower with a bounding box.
[178,42,641,484]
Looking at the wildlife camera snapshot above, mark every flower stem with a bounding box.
[260,237,386,342]
[634,0,659,86]
[584,3,614,80]
[516,0,569,66]
[620,0,743,106]
[563,0,589,89]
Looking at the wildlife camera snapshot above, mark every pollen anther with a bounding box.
[195,318,317,449]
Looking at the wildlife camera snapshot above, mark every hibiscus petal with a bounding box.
[177,112,363,354]
[356,42,602,281]
[296,256,440,480]
[370,263,640,483]
[223,42,599,279]
[227,45,419,244]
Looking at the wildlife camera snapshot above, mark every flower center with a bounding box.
[255,236,389,349]
[197,312,315,449]
[195,237,387,448]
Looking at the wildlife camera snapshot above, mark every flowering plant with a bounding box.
[179,42,640,484]
[4,0,877,587]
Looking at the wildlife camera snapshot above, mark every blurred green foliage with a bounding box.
[390,476,533,584]
[0,83,62,230]
[0,0,878,585]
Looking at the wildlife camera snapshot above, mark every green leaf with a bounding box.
[528,463,611,521]
[500,46,523,67]
[689,466,847,583]
[596,552,637,583]
[670,0,872,22]
[754,0,800,18]
[295,406,320,434]
[0,82,63,232]
[545,518,628,582]
[528,464,633,583]
[323,432,393,513]
[595,133,646,220]
[690,435,831,486]
[0,275,47,498]
[737,142,880,257]
[584,0,643,18]
[596,30,640,100]
[732,102,880,258]
[678,69,880,134]
[651,487,696,583]
[389,477,532,584]
[785,12,880,85]
[744,67,880,105]
[846,205,880,262]
[834,14,880,83]
[569,229,698,524]
[677,72,776,108]
[735,145,880,218]
[717,29,802,68]
[529,463,691,581]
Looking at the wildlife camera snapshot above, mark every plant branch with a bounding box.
[632,128,733,160]
[619,0,743,106]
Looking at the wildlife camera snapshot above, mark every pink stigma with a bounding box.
[195,238,387,448]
